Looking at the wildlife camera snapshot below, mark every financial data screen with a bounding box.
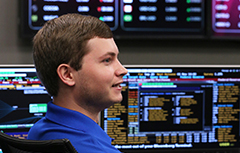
[0,65,51,139]
[102,65,240,153]
[21,0,206,38]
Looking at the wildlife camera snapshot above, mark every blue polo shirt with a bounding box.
[27,102,121,153]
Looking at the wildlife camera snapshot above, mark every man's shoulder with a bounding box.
[28,116,82,138]
[27,118,120,153]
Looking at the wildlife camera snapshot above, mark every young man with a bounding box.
[27,14,128,153]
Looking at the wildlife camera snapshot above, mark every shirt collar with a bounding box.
[45,101,111,140]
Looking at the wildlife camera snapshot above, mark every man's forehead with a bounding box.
[86,38,118,54]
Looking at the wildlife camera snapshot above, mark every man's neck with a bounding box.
[53,96,100,123]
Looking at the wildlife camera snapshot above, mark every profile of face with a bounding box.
[72,37,128,110]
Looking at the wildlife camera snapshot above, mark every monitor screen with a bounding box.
[20,0,206,39]
[1,64,240,153]
[211,0,240,39]
[0,65,51,139]
[101,65,240,153]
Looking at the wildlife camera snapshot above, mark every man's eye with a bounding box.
[104,58,111,63]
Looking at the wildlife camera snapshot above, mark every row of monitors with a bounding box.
[1,64,240,153]
[20,0,240,39]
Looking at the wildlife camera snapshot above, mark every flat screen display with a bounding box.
[20,0,206,39]
[101,65,240,153]
[211,0,240,38]
[2,64,240,153]
[0,65,51,139]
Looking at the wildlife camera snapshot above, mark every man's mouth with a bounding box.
[112,83,121,88]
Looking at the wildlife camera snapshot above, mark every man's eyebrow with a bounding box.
[99,52,117,58]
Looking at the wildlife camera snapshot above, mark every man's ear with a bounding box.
[57,64,75,86]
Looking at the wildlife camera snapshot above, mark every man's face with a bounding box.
[72,37,128,111]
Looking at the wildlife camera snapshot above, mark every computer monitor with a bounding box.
[101,65,240,153]
[0,65,51,139]
[211,0,240,39]
[19,0,206,39]
[1,64,240,153]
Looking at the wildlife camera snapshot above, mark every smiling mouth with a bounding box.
[112,84,121,87]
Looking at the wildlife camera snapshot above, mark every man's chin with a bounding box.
[110,97,123,105]
[115,96,123,103]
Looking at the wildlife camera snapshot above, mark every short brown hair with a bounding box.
[33,13,113,96]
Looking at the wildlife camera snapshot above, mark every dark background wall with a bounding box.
[0,0,240,65]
